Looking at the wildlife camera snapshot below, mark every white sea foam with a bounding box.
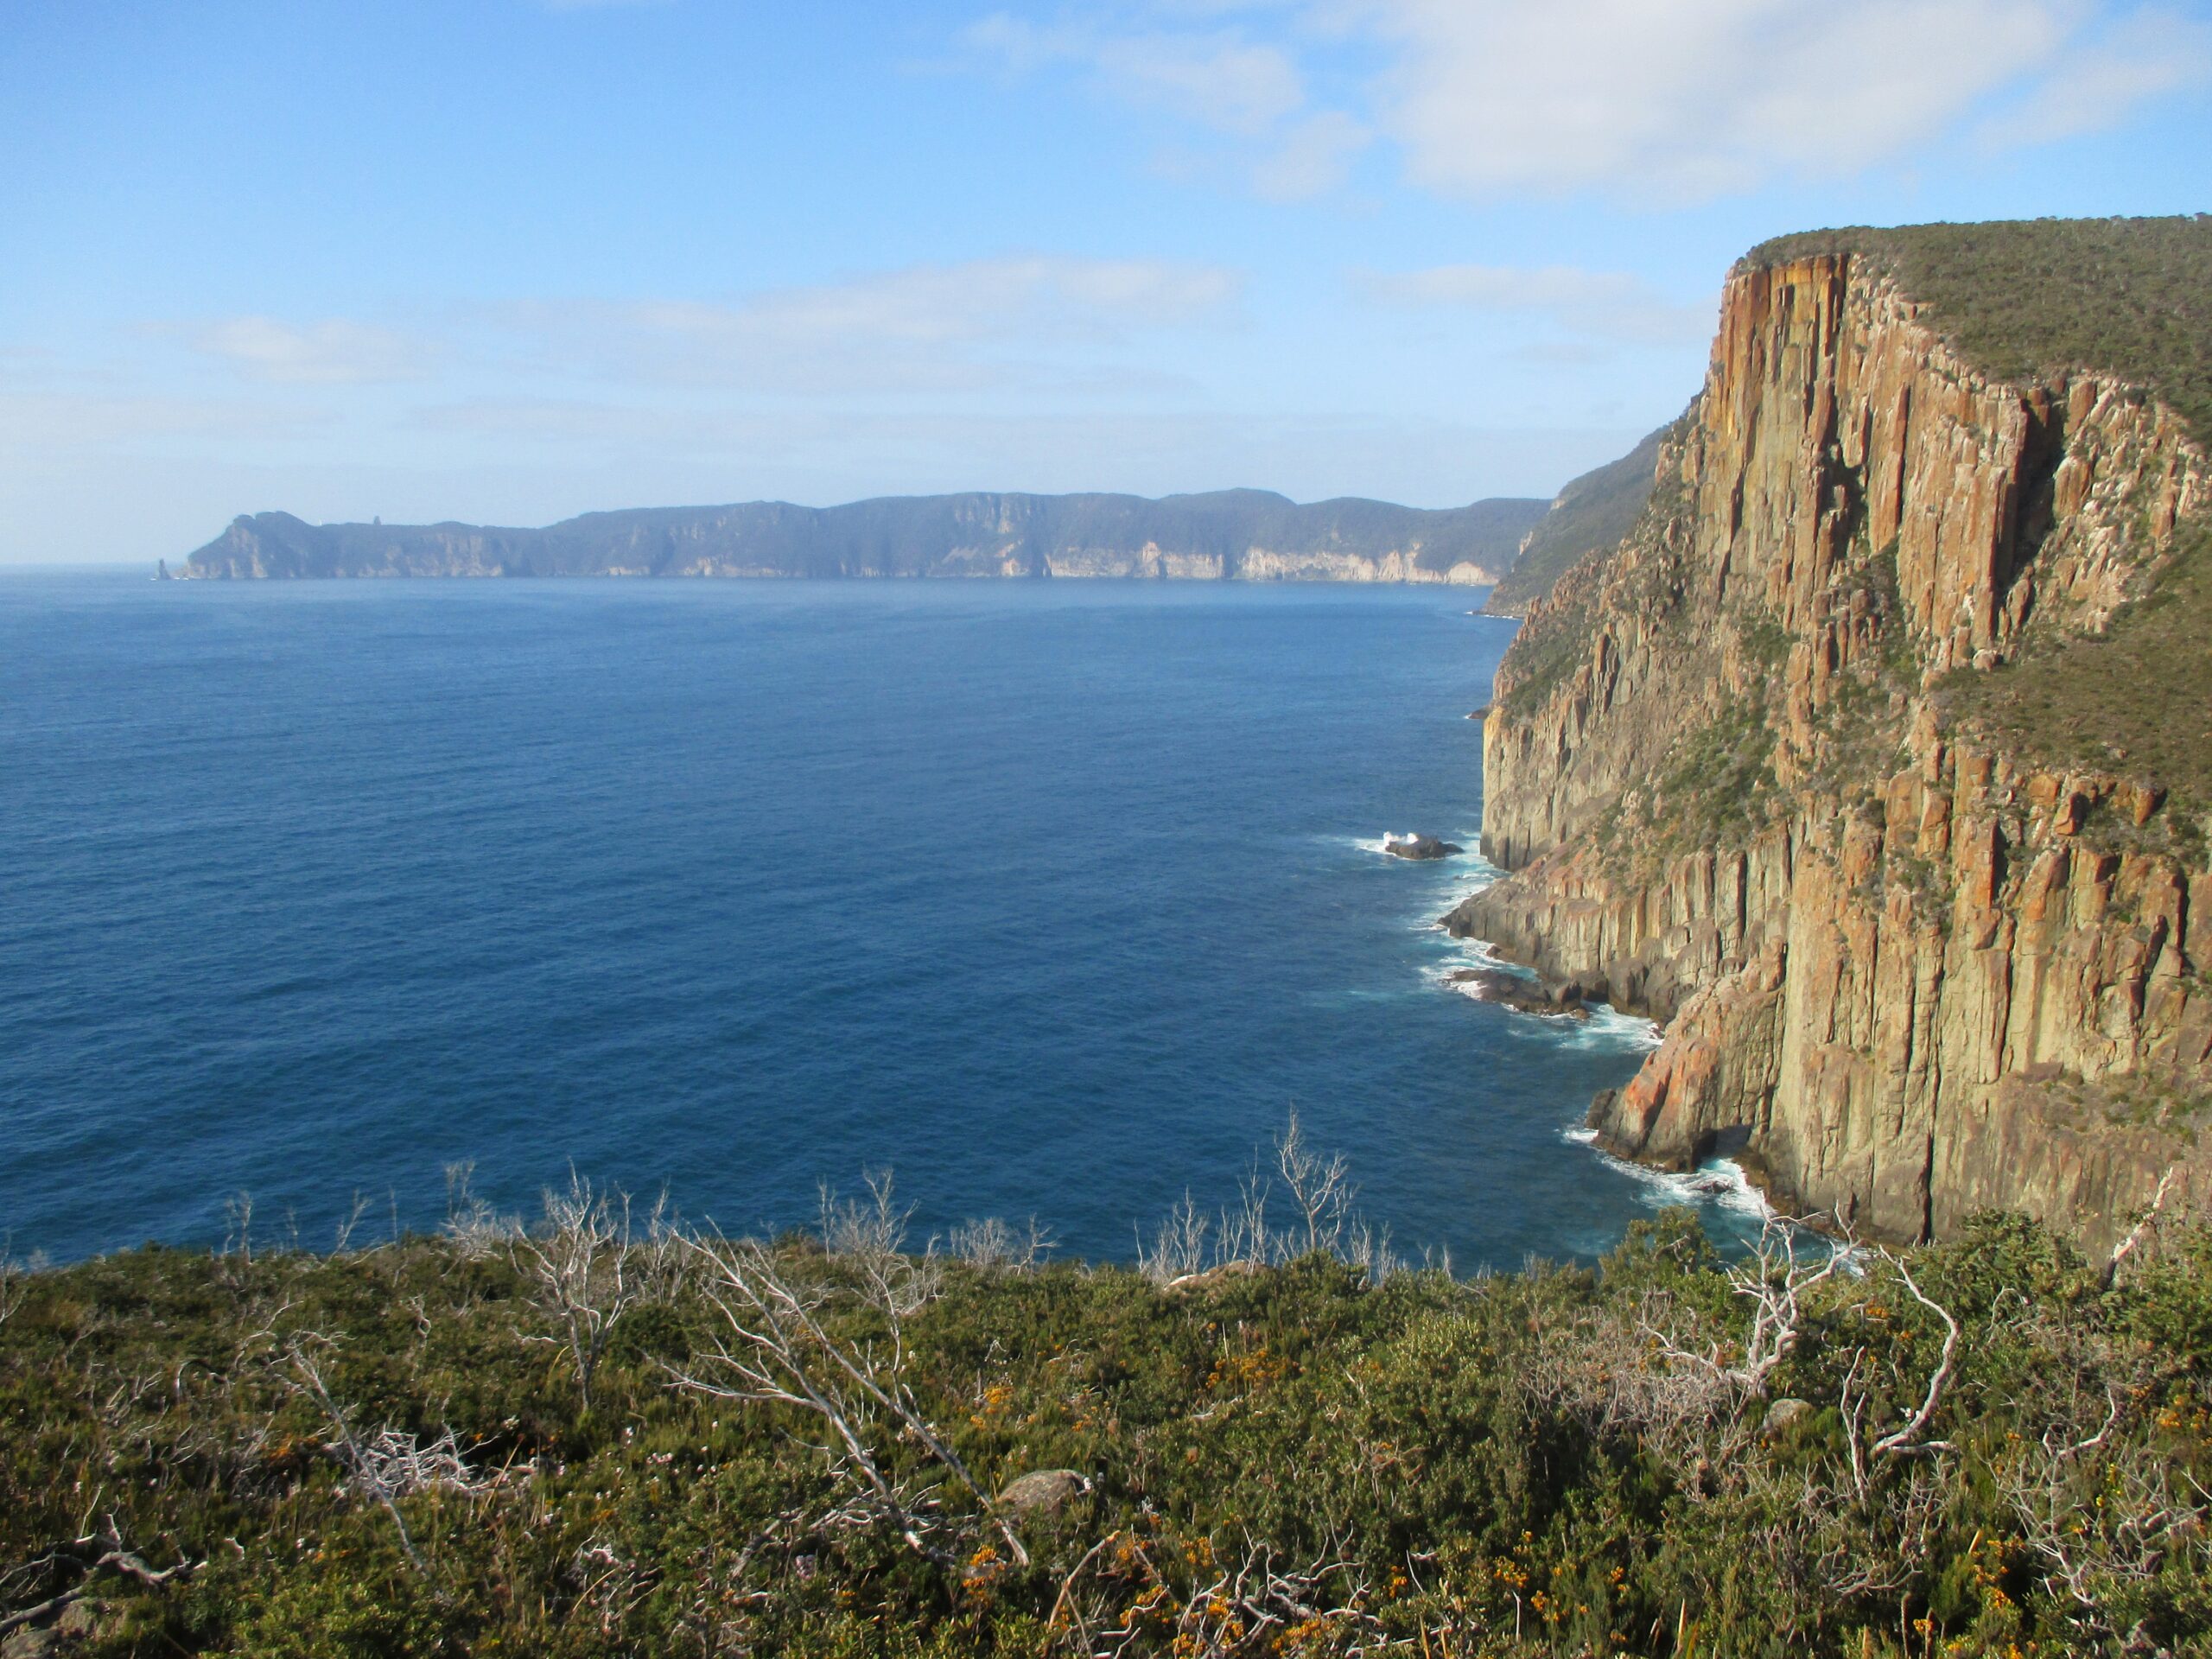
[1557,1004,1665,1053]
[1563,1126,1775,1222]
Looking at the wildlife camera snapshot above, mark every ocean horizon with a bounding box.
[0,570,1763,1267]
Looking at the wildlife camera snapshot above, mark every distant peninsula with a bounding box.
[181,489,1550,584]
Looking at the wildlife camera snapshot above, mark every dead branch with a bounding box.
[511,1170,677,1414]
[950,1214,1056,1273]
[2103,1164,2182,1288]
[0,1525,197,1637]
[442,1160,518,1258]
[668,1230,1027,1571]
[1275,1109,1354,1259]
[819,1170,941,1315]
[286,1335,488,1573]
[1643,1214,1845,1400]
[1868,1251,1959,1461]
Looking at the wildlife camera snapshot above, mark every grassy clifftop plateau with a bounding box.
[2,1176,2210,1657]
[1750,216,2212,441]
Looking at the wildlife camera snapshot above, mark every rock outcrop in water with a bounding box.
[1382,833,1462,861]
[1448,219,2212,1254]
[181,491,1547,585]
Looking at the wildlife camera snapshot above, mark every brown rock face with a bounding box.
[1449,251,2212,1255]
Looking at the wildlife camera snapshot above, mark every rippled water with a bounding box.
[0,572,1762,1266]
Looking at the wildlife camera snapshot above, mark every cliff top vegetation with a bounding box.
[3,1144,2210,1657]
[1746,216,2212,442]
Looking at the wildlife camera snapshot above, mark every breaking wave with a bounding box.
[1564,1127,1776,1223]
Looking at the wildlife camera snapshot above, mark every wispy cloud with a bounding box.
[1357,264,1717,346]
[145,256,1243,407]
[181,317,436,385]
[1976,3,2212,146]
[966,14,1305,134]
[964,10,1367,198]
[489,255,1245,393]
[0,391,335,448]
[1359,0,2071,200]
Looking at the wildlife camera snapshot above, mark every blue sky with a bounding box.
[3,0,2208,562]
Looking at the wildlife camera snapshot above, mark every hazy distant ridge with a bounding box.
[184,490,1549,583]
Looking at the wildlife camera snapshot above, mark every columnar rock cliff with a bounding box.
[1451,223,2212,1253]
[181,491,1547,584]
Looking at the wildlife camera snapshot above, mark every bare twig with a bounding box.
[1869,1252,1960,1461]
[285,1335,486,1573]
[0,1525,196,1637]
[669,1230,1027,1570]
[2103,1164,2181,1288]
[1643,1214,1845,1399]
[511,1170,677,1414]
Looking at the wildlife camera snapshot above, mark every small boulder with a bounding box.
[995,1469,1090,1518]
[54,1606,100,1641]
[1760,1398,1816,1441]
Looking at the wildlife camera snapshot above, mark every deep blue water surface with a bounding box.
[0,572,1761,1266]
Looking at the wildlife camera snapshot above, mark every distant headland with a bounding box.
[180,489,1556,585]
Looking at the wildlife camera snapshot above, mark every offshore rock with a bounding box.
[1445,968,1591,1020]
[1382,832,1462,861]
[1451,238,2212,1255]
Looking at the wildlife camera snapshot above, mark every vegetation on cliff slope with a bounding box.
[1940,516,2212,822]
[1748,216,2212,440]
[3,1152,2211,1658]
[1481,428,1669,618]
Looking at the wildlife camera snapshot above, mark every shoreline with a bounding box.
[1420,845,1783,1233]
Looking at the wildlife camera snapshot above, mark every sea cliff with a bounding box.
[1450,219,2212,1253]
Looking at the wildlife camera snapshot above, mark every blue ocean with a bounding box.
[0,572,1764,1267]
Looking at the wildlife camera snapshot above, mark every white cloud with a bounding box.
[1351,0,2077,200]
[185,317,435,385]
[970,0,2210,202]
[1358,264,1717,345]
[0,391,333,448]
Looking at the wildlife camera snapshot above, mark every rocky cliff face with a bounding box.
[1451,245,2212,1254]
